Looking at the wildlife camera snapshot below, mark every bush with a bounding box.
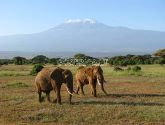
[114,66,124,71]
[127,66,132,71]
[31,55,49,64]
[13,56,27,65]
[30,64,44,75]
[132,66,141,72]
[49,58,58,65]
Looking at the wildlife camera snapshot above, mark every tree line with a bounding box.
[0,49,165,66]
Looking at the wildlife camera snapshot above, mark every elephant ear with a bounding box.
[62,70,70,82]
[98,66,103,73]
[50,67,63,83]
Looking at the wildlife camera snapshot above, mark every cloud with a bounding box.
[83,18,96,24]
[65,18,96,24]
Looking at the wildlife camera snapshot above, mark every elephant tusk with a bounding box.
[66,86,73,95]
[97,78,101,85]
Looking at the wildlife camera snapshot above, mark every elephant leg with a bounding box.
[76,85,80,94]
[56,85,61,104]
[69,94,72,104]
[76,80,81,94]
[46,91,51,102]
[52,88,57,103]
[93,83,97,97]
[38,91,42,102]
[80,84,85,96]
[90,83,97,97]
[101,84,108,95]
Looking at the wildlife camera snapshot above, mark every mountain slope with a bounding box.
[0,19,165,52]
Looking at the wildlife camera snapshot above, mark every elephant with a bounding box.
[35,67,74,104]
[75,65,107,97]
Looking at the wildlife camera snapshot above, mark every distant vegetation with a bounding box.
[0,49,165,66]
[30,64,44,75]
[154,49,165,57]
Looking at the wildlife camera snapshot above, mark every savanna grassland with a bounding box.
[0,64,165,125]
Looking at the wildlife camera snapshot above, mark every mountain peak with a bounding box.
[64,18,96,24]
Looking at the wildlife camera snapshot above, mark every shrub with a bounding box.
[49,58,58,65]
[31,55,49,64]
[127,66,132,71]
[114,66,124,71]
[30,64,44,75]
[13,56,27,65]
[132,66,141,72]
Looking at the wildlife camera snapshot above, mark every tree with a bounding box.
[30,64,44,75]
[154,49,165,57]
[13,56,27,65]
[0,59,11,65]
[74,53,86,59]
[74,53,99,65]
[108,54,154,66]
[31,55,49,64]
[153,49,165,65]
[49,58,58,65]
[156,58,165,65]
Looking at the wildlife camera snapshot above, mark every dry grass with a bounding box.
[0,64,165,125]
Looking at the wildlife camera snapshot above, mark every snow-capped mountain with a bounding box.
[0,19,164,52]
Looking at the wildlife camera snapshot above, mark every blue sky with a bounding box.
[0,0,165,35]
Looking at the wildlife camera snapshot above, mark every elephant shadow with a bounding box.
[73,93,165,106]
[106,93,165,98]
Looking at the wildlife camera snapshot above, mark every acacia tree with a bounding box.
[31,55,49,64]
[74,53,99,65]
[153,49,165,65]
[13,56,27,65]
[49,58,58,65]
[74,53,86,59]
[154,49,165,57]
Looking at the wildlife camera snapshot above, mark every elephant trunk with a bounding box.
[97,78,101,85]
[63,70,74,96]
[66,78,74,95]
[97,73,105,86]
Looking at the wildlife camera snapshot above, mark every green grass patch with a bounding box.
[102,64,165,77]
[6,82,29,88]
[0,71,29,76]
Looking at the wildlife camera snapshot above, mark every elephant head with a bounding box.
[92,66,106,85]
[92,66,107,95]
[62,69,74,95]
[50,67,74,104]
[75,65,107,97]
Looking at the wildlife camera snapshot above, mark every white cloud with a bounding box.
[65,18,96,24]
[83,18,96,24]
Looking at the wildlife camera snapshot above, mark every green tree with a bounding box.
[154,49,165,57]
[30,64,44,75]
[13,56,27,65]
[74,53,86,59]
[31,55,49,64]
[49,58,58,65]
[154,49,165,65]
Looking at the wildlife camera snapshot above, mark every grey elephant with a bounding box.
[35,67,74,104]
